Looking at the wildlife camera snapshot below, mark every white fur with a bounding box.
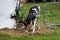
[25,5,40,33]
[32,7,40,17]
[32,8,37,14]
[32,6,40,33]
[32,19,36,33]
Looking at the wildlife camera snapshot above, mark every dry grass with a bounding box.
[0,25,54,36]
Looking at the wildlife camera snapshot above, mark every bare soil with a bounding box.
[0,25,55,36]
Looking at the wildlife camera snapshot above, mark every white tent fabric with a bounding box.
[0,0,17,29]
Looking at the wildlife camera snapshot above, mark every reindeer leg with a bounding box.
[25,26,28,32]
[32,19,36,33]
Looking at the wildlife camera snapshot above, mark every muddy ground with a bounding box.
[0,24,54,36]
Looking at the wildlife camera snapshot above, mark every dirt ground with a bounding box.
[0,25,55,36]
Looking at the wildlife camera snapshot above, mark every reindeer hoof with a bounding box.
[25,30,28,33]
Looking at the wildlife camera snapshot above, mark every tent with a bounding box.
[0,0,17,29]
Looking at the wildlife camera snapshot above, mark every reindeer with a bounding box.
[23,4,40,33]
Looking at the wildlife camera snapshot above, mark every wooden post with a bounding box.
[24,0,27,9]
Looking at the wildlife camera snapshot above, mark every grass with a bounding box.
[44,3,60,24]
[0,2,60,40]
[0,27,60,40]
